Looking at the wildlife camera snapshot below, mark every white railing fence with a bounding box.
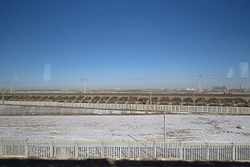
[0,139,249,161]
[1,100,250,115]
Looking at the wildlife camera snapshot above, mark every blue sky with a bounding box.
[0,0,250,89]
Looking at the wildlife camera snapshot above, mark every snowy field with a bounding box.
[0,105,153,115]
[0,114,250,143]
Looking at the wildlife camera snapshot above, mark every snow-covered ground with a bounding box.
[0,114,249,143]
[0,105,151,115]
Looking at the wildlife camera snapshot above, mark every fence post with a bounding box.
[75,143,78,159]
[128,142,131,159]
[120,145,122,159]
[232,143,235,161]
[101,142,104,158]
[0,138,2,157]
[179,143,183,160]
[25,138,28,157]
[50,142,53,159]
[206,143,209,160]
[154,142,156,159]
[182,144,186,160]
[217,146,219,161]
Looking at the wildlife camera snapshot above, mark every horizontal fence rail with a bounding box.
[0,140,250,161]
[0,100,250,115]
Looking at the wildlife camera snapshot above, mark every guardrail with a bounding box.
[0,100,250,115]
[0,139,249,161]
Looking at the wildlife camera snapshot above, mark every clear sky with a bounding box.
[0,0,250,89]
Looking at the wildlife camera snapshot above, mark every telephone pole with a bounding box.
[149,91,152,105]
[198,75,202,93]
[9,81,13,93]
[1,91,4,104]
[80,79,86,93]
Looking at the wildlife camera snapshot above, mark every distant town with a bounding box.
[2,85,250,95]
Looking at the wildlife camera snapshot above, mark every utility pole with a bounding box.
[80,79,86,93]
[198,75,202,93]
[1,91,4,104]
[149,83,153,106]
[149,91,152,105]
[9,81,13,93]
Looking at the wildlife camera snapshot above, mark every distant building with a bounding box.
[212,86,227,92]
